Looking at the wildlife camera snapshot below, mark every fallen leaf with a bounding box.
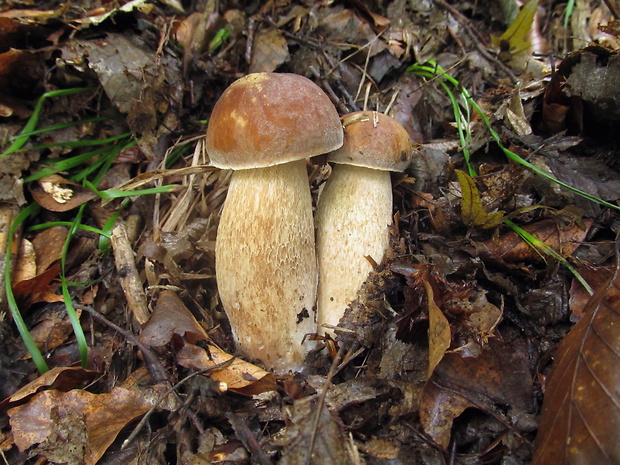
[249,28,290,74]
[177,343,276,395]
[12,263,62,306]
[278,397,351,465]
[456,170,505,229]
[480,219,591,263]
[138,290,209,346]
[420,339,534,448]
[532,261,620,465]
[31,225,68,273]
[29,174,96,212]
[423,279,451,378]
[8,386,152,465]
[140,291,276,394]
[0,366,98,412]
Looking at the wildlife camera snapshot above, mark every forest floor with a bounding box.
[0,0,619,464]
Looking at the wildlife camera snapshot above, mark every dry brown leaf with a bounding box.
[248,28,290,73]
[423,279,451,378]
[420,339,534,448]
[0,367,98,412]
[481,219,591,263]
[140,291,276,394]
[29,175,96,212]
[532,261,620,465]
[278,397,351,465]
[176,343,276,395]
[138,290,209,346]
[8,386,152,465]
[31,225,68,274]
[12,263,62,307]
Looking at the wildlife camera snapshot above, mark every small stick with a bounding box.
[110,221,150,326]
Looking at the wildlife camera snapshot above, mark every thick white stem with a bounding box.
[316,164,392,335]
[215,159,317,372]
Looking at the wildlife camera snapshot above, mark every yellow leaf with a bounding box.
[491,0,538,55]
[456,170,505,229]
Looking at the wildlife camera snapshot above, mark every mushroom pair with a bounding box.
[206,73,412,372]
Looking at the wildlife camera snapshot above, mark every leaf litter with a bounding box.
[0,0,619,464]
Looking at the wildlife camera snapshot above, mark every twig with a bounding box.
[110,221,150,326]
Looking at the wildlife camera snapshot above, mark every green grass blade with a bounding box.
[5,204,49,374]
[60,204,89,367]
[27,221,110,237]
[1,88,94,158]
[8,116,108,140]
[504,219,594,295]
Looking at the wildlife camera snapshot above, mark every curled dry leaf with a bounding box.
[139,290,275,394]
[532,260,620,465]
[0,366,98,412]
[29,174,96,212]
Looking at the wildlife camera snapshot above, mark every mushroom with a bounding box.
[315,111,413,335]
[205,73,343,372]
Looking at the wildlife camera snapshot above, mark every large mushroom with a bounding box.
[205,73,343,372]
[315,111,413,335]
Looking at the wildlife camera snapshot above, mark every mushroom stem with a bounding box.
[216,159,317,372]
[316,163,392,335]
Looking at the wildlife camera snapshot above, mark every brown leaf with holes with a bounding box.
[532,260,620,465]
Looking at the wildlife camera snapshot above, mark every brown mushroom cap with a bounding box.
[206,73,344,169]
[329,111,413,172]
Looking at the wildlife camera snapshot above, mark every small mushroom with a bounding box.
[205,73,343,372]
[315,111,413,335]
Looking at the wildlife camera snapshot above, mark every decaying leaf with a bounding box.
[456,170,505,229]
[532,259,620,465]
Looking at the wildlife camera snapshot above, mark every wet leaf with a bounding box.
[456,170,505,229]
[423,279,451,378]
[532,262,620,465]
